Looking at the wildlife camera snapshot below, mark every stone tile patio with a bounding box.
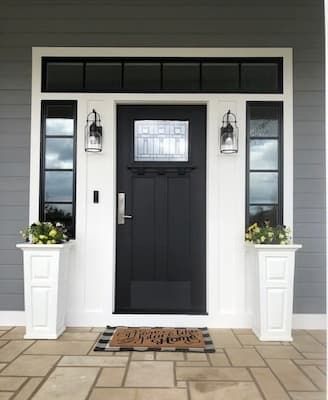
[0,327,326,399]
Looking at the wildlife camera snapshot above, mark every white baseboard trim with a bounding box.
[0,311,25,326]
[0,311,326,329]
[292,314,326,329]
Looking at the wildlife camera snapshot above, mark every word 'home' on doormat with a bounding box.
[94,326,215,353]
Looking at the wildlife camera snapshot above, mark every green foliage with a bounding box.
[245,220,291,245]
[20,221,68,244]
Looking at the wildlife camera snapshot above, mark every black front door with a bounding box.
[115,105,206,314]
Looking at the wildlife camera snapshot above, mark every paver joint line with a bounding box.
[0,327,324,399]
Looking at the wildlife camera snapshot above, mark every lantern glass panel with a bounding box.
[220,124,238,153]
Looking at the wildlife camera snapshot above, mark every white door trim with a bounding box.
[29,47,293,327]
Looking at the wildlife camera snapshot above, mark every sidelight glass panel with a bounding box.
[250,139,278,170]
[46,118,74,136]
[134,120,189,161]
[45,171,73,202]
[249,172,278,204]
[249,205,277,226]
[45,138,74,169]
[249,104,280,137]
[44,203,73,234]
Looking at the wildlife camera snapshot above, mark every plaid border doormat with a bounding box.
[94,326,215,353]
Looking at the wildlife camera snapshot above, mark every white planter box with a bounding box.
[16,242,72,339]
[247,244,302,341]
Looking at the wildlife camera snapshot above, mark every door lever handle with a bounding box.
[118,193,133,224]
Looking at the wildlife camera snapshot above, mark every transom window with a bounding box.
[42,57,283,94]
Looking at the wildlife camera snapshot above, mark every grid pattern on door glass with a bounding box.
[134,120,189,162]
[246,102,283,227]
[40,101,77,238]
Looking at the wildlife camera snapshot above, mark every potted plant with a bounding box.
[245,221,302,341]
[16,222,72,339]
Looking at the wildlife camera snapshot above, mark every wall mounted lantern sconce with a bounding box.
[220,110,238,154]
[85,109,103,152]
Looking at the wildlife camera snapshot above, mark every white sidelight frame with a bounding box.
[30,47,293,327]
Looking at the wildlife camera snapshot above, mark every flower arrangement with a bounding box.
[20,222,68,244]
[245,220,291,245]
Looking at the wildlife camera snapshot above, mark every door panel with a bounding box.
[116,105,206,314]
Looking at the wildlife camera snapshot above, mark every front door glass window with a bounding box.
[134,120,189,162]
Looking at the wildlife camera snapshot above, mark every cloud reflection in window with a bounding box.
[45,138,73,169]
[45,171,73,202]
[249,172,278,204]
[250,139,278,170]
[46,118,74,136]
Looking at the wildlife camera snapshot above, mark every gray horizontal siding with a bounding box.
[0,265,23,280]
[0,0,325,313]
[0,295,24,311]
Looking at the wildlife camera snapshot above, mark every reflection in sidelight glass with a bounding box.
[246,102,282,227]
[45,138,74,169]
[44,203,73,235]
[46,118,74,136]
[134,120,189,162]
[250,119,279,138]
[250,139,278,170]
[249,205,277,226]
[45,171,73,202]
[249,172,278,204]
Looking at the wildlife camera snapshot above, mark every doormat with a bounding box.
[94,326,215,353]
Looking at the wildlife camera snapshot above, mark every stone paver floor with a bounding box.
[0,327,326,399]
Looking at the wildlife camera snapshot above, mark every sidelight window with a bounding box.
[246,102,283,227]
[40,101,77,237]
